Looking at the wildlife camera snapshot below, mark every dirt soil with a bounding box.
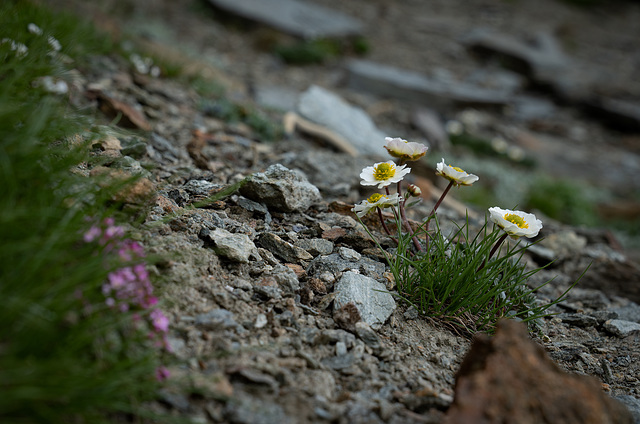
[41,0,640,422]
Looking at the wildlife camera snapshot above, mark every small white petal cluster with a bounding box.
[28,23,43,35]
[360,161,410,189]
[34,76,69,94]
[435,158,479,186]
[1,38,28,57]
[488,207,542,239]
[352,193,401,218]
[384,137,428,162]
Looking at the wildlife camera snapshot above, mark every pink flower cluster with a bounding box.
[84,218,171,380]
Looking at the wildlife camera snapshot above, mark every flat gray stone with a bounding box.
[207,0,363,39]
[297,85,388,156]
[333,271,396,330]
[294,238,334,256]
[463,29,568,83]
[611,302,640,324]
[240,164,322,212]
[199,227,258,263]
[195,309,240,331]
[257,232,313,262]
[603,319,640,337]
[345,59,512,110]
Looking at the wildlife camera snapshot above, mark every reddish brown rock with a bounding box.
[444,319,632,424]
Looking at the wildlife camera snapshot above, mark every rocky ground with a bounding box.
[44,0,640,422]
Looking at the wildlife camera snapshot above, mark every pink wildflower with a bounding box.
[150,309,169,333]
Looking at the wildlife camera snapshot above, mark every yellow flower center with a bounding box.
[373,163,396,180]
[452,166,466,173]
[504,213,529,229]
[367,193,383,203]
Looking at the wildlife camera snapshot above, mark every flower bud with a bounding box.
[407,184,422,197]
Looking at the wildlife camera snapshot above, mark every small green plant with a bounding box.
[352,137,583,334]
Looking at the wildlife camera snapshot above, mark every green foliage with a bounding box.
[385,216,575,334]
[0,2,167,422]
[200,97,283,141]
[274,36,370,65]
[274,39,342,65]
[525,176,599,226]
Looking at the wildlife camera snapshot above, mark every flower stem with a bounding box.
[397,181,423,252]
[477,233,508,272]
[377,207,393,236]
[425,181,454,251]
[428,181,454,219]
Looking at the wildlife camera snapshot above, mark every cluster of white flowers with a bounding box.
[352,136,542,241]
[4,23,69,94]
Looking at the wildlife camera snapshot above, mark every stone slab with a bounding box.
[296,85,388,156]
[346,59,512,110]
[208,0,363,39]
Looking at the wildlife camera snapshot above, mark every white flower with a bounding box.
[384,137,428,161]
[47,35,61,52]
[1,38,28,57]
[360,161,410,189]
[489,207,542,239]
[352,193,401,218]
[435,158,478,186]
[28,23,43,35]
[34,76,69,94]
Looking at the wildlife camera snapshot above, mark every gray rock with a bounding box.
[240,164,321,212]
[195,308,240,331]
[262,264,300,294]
[464,29,568,84]
[539,231,587,258]
[613,395,640,424]
[255,85,299,111]
[199,227,258,263]
[558,313,598,328]
[294,238,334,256]
[149,132,181,163]
[590,310,619,325]
[307,252,385,280]
[404,306,419,320]
[603,319,640,337]
[345,59,512,111]
[297,85,388,156]
[354,321,383,351]
[112,155,152,179]
[254,285,283,300]
[279,149,369,198]
[338,247,361,262]
[334,272,396,330]
[224,392,292,424]
[207,0,363,40]
[321,353,356,370]
[611,302,640,324]
[257,232,313,262]
[411,107,450,152]
[183,179,222,197]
